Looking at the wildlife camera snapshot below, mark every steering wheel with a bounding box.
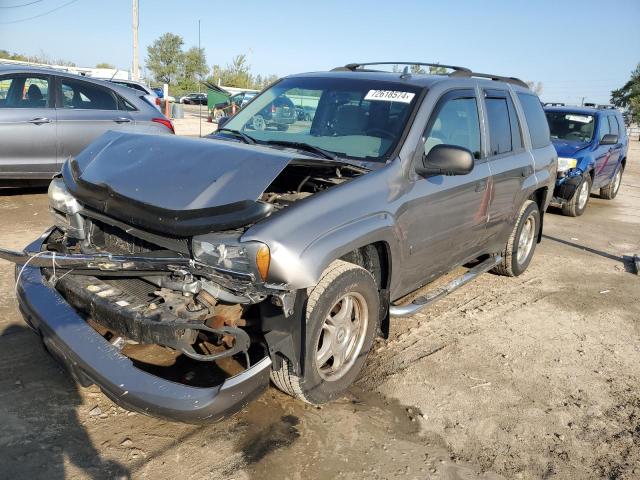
[366,128,395,140]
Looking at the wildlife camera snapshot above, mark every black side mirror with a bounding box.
[416,144,474,177]
[217,116,230,128]
[600,133,618,146]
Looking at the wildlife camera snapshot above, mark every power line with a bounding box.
[0,0,44,8]
[0,0,79,23]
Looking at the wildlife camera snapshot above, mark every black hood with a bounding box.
[63,131,296,236]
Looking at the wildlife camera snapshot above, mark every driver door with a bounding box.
[397,89,492,295]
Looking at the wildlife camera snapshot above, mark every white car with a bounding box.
[103,78,162,111]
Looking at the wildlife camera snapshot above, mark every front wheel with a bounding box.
[562,174,592,217]
[270,260,380,404]
[493,200,540,277]
[600,166,623,200]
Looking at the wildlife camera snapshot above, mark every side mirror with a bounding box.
[599,133,618,146]
[416,144,474,177]
[217,116,230,128]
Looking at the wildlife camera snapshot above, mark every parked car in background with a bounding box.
[0,62,555,423]
[245,94,296,131]
[211,91,257,120]
[152,87,176,103]
[0,65,174,180]
[180,93,207,105]
[103,78,161,111]
[545,106,629,216]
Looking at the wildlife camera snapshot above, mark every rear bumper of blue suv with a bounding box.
[15,234,272,424]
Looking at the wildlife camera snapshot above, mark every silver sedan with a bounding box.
[0,65,174,180]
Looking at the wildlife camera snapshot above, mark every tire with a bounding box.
[493,200,541,277]
[561,174,592,217]
[270,260,380,404]
[600,165,623,200]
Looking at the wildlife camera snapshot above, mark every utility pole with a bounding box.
[132,0,140,80]
[198,18,202,137]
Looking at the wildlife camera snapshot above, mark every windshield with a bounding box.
[545,111,595,143]
[222,76,422,161]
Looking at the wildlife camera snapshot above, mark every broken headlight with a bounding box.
[48,178,81,214]
[557,157,578,173]
[192,235,270,281]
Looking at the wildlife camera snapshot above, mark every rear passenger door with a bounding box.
[0,73,58,178]
[482,88,533,246]
[55,77,135,164]
[603,115,622,180]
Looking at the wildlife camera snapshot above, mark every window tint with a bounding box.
[0,75,50,108]
[485,97,512,155]
[607,116,618,136]
[598,115,610,141]
[424,97,481,159]
[517,93,551,149]
[60,79,118,110]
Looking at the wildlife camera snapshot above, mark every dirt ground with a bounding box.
[0,142,639,480]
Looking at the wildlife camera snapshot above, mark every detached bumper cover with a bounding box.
[15,234,271,424]
[552,172,583,204]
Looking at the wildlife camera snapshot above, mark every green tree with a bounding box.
[178,47,207,92]
[146,33,184,84]
[611,63,640,124]
[96,62,115,69]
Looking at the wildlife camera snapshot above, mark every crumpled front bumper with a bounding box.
[552,172,584,205]
[14,232,272,424]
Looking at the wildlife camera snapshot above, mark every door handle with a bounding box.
[475,181,487,192]
[113,117,132,123]
[28,117,51,125]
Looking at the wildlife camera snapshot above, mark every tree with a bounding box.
[0,49,75,66]
[146,33,184,84]
[611,63,640,124]
[96,62,115,69]
[526,81,544,96]
[178,47,207,92]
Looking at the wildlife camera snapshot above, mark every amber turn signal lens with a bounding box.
[256,244,270,281]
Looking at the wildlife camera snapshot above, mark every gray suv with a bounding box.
[0,65,174,180]
[1,62,556,423]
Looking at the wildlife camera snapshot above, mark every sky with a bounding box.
[1,0,639,105]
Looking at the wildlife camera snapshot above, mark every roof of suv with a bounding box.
[544,106,621,117]
[288,67,531,92]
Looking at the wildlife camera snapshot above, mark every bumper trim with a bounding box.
[14,234,271,424]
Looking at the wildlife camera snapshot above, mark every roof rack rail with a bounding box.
[332,62,530,89]
[597,104,616,110]
[333,62,472,73]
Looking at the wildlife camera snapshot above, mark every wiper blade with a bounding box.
[262,140,338,160]
[217,128,256,145]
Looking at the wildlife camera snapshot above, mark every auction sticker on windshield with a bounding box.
[365,90,415,103]
[565,114,593,123]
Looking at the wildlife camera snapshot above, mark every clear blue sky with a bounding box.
[1,0,639,104]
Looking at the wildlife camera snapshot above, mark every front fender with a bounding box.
[266,212,402,292]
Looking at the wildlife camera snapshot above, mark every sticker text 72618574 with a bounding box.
[364,90,415,104]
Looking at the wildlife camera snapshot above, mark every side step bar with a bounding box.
[389,255,502,317]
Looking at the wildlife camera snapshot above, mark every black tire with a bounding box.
[493,200,541,277]
[600,165,623,200]
[561,174,592,217]
[270,260,380,404]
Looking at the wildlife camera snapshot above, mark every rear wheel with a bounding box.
[600,165,623,200]
[493,200,540,277]
[562,174,592,217]
[270,260,379,404]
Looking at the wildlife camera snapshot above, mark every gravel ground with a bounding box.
[0,142,638,480]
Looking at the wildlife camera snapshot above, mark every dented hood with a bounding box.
[63,131,295,236]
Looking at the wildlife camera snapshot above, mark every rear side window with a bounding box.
[60,79,119,110]
[517,93,551,149]
[0,75,50,108]
[486,98,510,154]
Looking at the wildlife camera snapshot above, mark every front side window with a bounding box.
[0,75,50,108]
[546,111,595,143]
[60,79,118,110]
[423,96,481,159]
[598,114,611,141]
[222,77,422,161]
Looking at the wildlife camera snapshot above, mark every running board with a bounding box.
[389,255,502,317]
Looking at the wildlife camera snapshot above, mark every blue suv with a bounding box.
[545,106,628,216]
